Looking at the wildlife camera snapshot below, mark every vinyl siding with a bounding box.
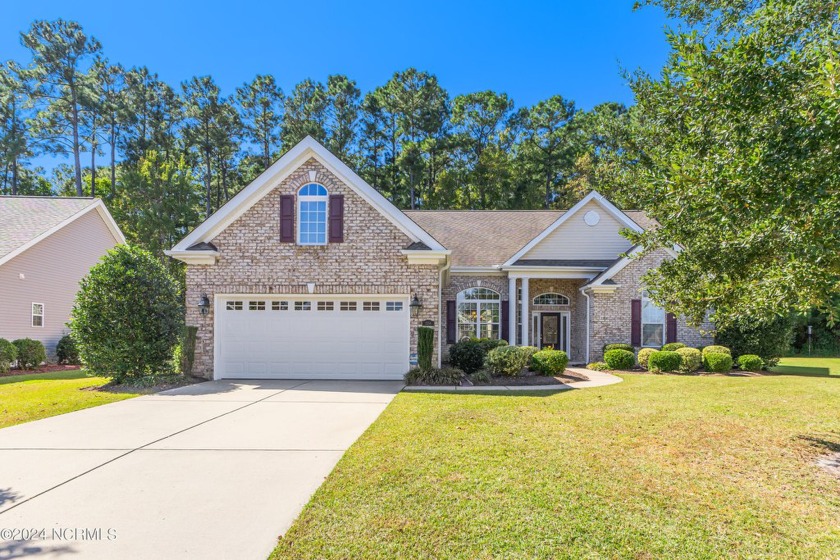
[0,209,119,358]
[522,200,634,260]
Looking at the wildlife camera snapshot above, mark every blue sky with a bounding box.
[0,0,674,169]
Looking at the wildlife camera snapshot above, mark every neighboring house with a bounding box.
[167,137,711,380]
[0,197,125,358]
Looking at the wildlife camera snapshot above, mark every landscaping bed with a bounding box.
[470,369,587,386]
[0,363,81,378]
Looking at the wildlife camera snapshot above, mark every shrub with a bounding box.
[737,354,764,372]
[179,326,198,376]
[12,338,46,370]
[418,326,434,371]
[702,345,731,357]
[56,334,80,365]
[662,342,686,352]
[704,352,733,373]
[603,343,635,353]
[648,351,682,373]
[469,369,492,384]
[715,315,793,367]
[0,338,17,373]
[586,361,610,371]
[485,346,529,377]
[676,347,702,373]
[448,339,485,374]
[473,338,508,353]
[69,245,183,383]
[404,366,463,385]
[637,347,657,370]
[604,348,635,370]
[530,349,569,376]
[519,346,539,367]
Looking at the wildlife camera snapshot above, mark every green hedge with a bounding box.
[637,347,657,370]
[12,338,46,370]
[676,347,702,373]
[418,326,434,371]
[56,334,80,365]
[662,342,686,352]
[648,350,682,373]
[737,354,764,372]
[0,338,17,373]
[702,345,731,357]
[604,348,635,370]
[405,366,463,385]
[486,346,529,377]
[530,349,568,376]
[448,339,485,374]
[603,343,635,353]
[704,352,733,372]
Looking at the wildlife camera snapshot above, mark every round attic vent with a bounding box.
[584,210,601,226]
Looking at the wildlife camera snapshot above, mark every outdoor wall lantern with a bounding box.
[410,294,423,318]
[198,294,211,316]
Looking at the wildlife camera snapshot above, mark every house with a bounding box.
[0,197,125,358]
[167,136,711,380]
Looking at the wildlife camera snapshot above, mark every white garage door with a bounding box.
[216,295,410,380]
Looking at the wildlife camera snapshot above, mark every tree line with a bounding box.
[0,19,631,261]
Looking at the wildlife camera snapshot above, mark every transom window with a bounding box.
[317,301,335,311]
[457,287,500,340]
[532,293,570,306]
[249,301,266,311]
[386,301,403,311]
[271,301,288,311]
[363,301,380,311]
[294,301,312,311]
[642,291,666,347]
[297,183,328,245]
[31,303,44,327]
[226,301,243,311]
[340,301,357,311]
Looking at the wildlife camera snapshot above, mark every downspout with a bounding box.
[437,255,452,368]
[580,286,591,364]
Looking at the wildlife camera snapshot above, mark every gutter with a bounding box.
[579,286,591,364]
[438,255,452,368]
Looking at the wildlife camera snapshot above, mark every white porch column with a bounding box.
[520,277,529,346]
[508,277,517,345]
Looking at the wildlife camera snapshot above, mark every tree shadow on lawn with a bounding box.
[769,365,836,378]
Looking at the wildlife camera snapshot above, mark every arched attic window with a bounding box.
[532,293,570,306]
[457,287,501,340]
[297,183,328,245]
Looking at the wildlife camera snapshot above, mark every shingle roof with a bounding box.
[404,209,653,267]
[0,196,98,260]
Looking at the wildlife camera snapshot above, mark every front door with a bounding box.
[539,312,569,353]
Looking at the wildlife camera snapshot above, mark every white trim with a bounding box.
[641,290,667,348]
[31,302,44,328]
[296,183,329,246]
[455,287,502,340]
[170,136,446,253]
[533,310,570,354]
[507,269,599,280]
[0,199,125,268]
[520,277,529,346]
[580,287,591,363]
[450,266,506,276]
[163,250,219,265]
[583,245,679,289]
[532,292,571,306]
[502,190,644,267]
[508,277,517,346]
[400,249,450,266]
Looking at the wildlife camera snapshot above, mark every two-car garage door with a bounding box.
[216,295,410,380]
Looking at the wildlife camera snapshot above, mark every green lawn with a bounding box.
[272,373,840,559]
[0,370,138,429]
[772,356,840,376]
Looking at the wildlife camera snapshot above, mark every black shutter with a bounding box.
[279,194,295,242]
[630,299,642,346]
[328,194,344,242]
[666,313,678,343]
[446,300,457,344]
[501,300,509,343]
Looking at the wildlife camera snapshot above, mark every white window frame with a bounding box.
[532,293,570,306]
[456,287,501,341]
[641,291,666,348]
[31,302,44,327]
[297,183,329,246]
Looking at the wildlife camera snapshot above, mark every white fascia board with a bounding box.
[505,268,600,280]
[449,266,506,276]
[400,249,450,266]
[171,136,446,253]
[586,244,679,288]
[164,250,219,265]
[0,199,123,268]
[501,190,645,267]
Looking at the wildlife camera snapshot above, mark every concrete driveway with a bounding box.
[0,379,402,559]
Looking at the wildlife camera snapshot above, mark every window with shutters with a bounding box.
[297,183,328,245]
[457,288,500,340]
[641,291,666,347]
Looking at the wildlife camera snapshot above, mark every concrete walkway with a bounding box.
[0,379,403,560]
[403,368,622,392]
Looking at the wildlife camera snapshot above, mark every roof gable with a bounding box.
[169,136,445,254]
[502,191,643,267]
[0,197,125,267]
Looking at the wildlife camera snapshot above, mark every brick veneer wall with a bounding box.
[184,157,439,378]
[588,249,713,362]
[527,278,587,363]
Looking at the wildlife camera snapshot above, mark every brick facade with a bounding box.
[588,249,713,361]
[184,158,439,378]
